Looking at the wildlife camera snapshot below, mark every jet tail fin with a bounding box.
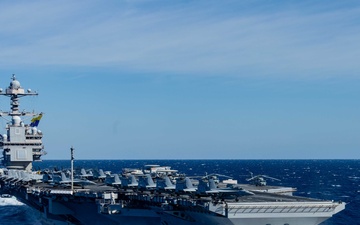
[130,175,138,185]
[209,179,217,190]
[114,174,121,184]
[165,176,173,187]
[185,177,194,189]
[146,174,155,186]
[61,172,68,181]
[99,169,106,177]
[198,179,209,193]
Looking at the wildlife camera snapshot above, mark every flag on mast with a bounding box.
[30,114,43,127]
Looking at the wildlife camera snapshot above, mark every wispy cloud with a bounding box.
[0,0,359,77]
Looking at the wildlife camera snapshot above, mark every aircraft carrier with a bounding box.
[0,75,345,225]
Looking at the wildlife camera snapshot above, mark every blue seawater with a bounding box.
[1,160,359,225]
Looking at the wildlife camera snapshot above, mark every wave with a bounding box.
[0,196,24,206]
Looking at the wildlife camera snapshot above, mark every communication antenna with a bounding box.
[71,146,74,193]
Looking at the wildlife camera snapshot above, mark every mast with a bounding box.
[0,75,45,171]
[71,146,74,193]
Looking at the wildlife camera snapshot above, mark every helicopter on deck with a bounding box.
[246,172,281,186]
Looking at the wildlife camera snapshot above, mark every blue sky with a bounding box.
[0,0,359,159]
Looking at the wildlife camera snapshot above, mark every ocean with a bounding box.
[1,159,359,225]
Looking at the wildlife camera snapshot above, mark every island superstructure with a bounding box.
[0,75,45,172]
[0,75,345,225]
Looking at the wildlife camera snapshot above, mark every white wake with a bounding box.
[0,195,24,206]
